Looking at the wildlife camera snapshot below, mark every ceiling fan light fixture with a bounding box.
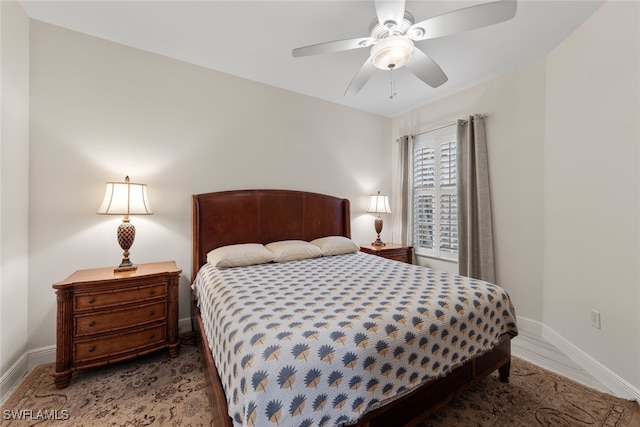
[382,20,397,31]
[409,27,425,39]
[359,38,375,48]
[370,35,414,70]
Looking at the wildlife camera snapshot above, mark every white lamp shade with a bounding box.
[367,193,392,214]
[370,35,414,71]
[97,177,152,215]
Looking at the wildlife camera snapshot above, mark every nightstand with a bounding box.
[52,261,181,388]
[360,243,414,264]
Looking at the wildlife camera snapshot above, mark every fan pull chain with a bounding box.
[389,68,397,99]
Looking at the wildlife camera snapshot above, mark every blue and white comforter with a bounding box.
[192,252,518,427]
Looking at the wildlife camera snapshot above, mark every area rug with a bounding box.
[1,335,212,426]
[420,357,640,427]
[2,336,638,426]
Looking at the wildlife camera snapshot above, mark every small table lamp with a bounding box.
[367,191,391,246]
[97,176,152,271]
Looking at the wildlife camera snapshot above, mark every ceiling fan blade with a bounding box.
[405,47,448,88]
[409,0,517,41]
[292,37,374,57]
[374,0,406,29]
[344,58,377,96]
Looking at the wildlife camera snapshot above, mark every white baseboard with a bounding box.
[0,343,55,405]
[515,315,543,337]
[0,352,28,406]
[26,345,56,368]
[541,324,640,402]
[178,317,193,335]
[1,317,194,405]
[516,315,640,402]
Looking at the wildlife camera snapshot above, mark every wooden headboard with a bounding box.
[192,189,351,278]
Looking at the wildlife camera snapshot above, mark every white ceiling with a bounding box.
[19,0,604,118]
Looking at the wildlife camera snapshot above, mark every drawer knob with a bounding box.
[88,346,96,353]
[150,310,155,316]
[149,290,156,295]
[88,321,96,327]
[149,333,155,339]
[88,298,95,304]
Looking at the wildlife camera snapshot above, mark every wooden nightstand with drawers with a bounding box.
[52,261,181,388]
[360,243,414,264]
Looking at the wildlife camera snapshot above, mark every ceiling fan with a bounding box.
[292,0,517,96]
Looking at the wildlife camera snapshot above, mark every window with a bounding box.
[411,125,458,260]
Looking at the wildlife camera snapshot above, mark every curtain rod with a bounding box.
[423,122,456,133]
[459,113,489,124]
[398,114,490,140]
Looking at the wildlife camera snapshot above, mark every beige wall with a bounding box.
[0,1,30,380]
[27,21,391,350]
[393,0,640,393]
[391,60,546,324]
[544,0,639,389]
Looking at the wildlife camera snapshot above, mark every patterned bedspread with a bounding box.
[192,252,518,427]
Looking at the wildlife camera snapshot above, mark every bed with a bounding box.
[191,189,517,427]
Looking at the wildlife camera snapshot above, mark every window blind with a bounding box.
[412,125,458,260]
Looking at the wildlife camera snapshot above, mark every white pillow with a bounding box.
[207,243,275,268]
[265,240,322,263]
[311,236,360,256]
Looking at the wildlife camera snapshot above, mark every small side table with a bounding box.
[52,261,181,388]
[360,243,413,264]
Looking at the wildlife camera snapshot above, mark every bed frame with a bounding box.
[191,189,511,427]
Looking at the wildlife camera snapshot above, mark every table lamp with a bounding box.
[367,191,391,246]
[97,176,152,271]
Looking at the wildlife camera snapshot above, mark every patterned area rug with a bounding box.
[2,336,638,426]
[421,357,640,427]
[1,336,212,426]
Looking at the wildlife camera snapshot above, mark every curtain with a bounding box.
[391,135,412,245]
[457,115,496,283]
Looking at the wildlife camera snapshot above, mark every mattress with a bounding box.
[192,251,518,427]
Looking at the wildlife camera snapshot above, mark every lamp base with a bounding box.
[371,238,386,246]
[115,260,137,272]
[115,219,138,272]
[372,216,386,246]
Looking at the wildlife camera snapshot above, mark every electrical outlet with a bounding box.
[591,310,601,329]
